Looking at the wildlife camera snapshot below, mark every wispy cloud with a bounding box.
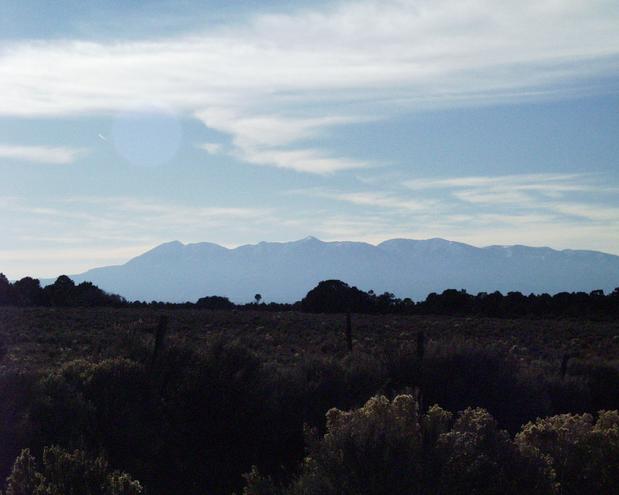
[197,142,223,155]
[404,173,586,191]
[0,144,85,164]
[233,147,368,174]
[0,195,281,277]
[288,172,619,253]
[2,0,618,172]
[404,173,619,204]
[294,188,435,212]
[2,196,275,247]
[195,109,369,173]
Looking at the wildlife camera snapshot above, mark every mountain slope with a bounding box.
[65,237,619,303]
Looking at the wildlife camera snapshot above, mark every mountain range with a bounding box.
[57,237,619,303]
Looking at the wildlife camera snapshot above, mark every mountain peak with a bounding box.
[68,237,619,303]
[294,236,322,244]
[145,240,184,253]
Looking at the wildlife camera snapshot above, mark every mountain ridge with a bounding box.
[53,237,619,303]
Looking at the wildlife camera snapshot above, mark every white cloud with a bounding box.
[195,109,369,173]
[1,0,618,172]
[0,144,85,164]
[197,142,223,154]
[233,147,367,174]
[195,110,359,148]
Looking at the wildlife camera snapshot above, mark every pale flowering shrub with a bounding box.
[516,411,619,495]
[242,394,619,495]
[436,408,555,495]
[292,394,427,495]
[3,447,142,495]
[285,395,555,495]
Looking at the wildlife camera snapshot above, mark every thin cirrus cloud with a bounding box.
[3,195,276,243]
[303,173,612,214]
[1,0,618,173]
[290,172,619,252]
[402,174,619,218]
[0,144,86,164]
[292,188,435,212]
[0,195,280,277]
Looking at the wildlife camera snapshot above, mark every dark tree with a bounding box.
[300,280,373,314]
[11,277,46,306]
[0,273,10,305]
[196,295,235,310]
[44,275,76,306]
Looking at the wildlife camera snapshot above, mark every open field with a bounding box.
[2,307,619,372]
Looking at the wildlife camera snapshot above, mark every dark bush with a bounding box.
[195,295,235,310]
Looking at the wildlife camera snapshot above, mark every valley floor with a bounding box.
[1,307,618,372]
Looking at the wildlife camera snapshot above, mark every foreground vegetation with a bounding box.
[0,306,618,494]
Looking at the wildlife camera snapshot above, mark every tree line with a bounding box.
[2,274,618,318]
[299,280,619,319]
[0,274,125,307]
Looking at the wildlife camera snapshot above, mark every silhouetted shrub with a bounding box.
[10,278,47,306]
[0,274,10,305]
[0,372,38,484]
[424,347,550,432]
[28,358,159,485]
[286,353,386,432]
[9,336,310,495]
[301,280,373,313]
[379,345,550,433]
[545,375,591,415]
[584,364,619,412]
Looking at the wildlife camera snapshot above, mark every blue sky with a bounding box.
[1,0,618,278]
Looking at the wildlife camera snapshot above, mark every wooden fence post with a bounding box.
[151,315,168,366]
[345,311,353,352]
[417,331,425,361]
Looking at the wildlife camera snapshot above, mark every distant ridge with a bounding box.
[58,238,619,303]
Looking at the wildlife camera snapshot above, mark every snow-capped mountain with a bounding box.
[61,237,619,303]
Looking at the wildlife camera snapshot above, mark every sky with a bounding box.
[1,0,618,279]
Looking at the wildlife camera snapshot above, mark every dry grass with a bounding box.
[1,307,618,373]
